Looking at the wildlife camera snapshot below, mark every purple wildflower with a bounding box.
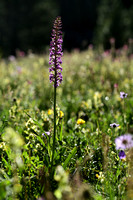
[45,131,50,136]
[118,150,126,159]
[110,37,115,44]
[110,123,119,128]
[42,131,50,137]
[120,92,128,99]
[49,16,63,88]
[8,55,16,62]
[115,133,133,150]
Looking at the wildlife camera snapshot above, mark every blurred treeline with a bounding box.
[0,0,133,57]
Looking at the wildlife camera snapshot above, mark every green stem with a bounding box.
[60,119,63,141]
[51,81,57,174]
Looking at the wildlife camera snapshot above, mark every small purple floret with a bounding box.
[49,17,63,88]
[45,131,50,136]
[42,131,50,137]
[120,92,128,99]
[118,150,126,159]
[110,123,119,128]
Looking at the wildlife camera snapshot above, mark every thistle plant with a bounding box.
[49,16,63,173]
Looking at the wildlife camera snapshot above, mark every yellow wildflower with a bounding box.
[48,109,53,115]
[60,110,64,118]
[77,118,85,125]
[96,172,105,183]
[96,174,99,178]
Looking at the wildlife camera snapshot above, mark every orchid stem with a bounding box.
[51,83,57,175]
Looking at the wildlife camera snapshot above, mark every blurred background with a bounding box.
[0,0,132,57]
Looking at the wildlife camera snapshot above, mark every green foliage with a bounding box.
[94,0,133,48]
[0,47,133,199]
[63,147,77,170]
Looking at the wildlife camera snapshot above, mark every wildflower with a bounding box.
[17,50,25,57]
[49,16,63,87]
[118,150,126,160]
[38,197,45,200]
[96,174,99,178]
[16,66,22,74]
[88,44,93,50]
[105,96,109,101]
[59,110,64,118]
[110,37,115,44]
[115,134,133,150]
[110,123,119,128]
[77,119,85,125]
[42,131,50,137]
[48,109,53,115]
[114,83,118,88]
[96,172,105,183]
[120,92,128,99]
[42,133,45,137]
[45,131,50,136]
[9,55,16,62]
[123,45,128,51]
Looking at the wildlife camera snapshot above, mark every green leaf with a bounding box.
[24,111,44,132]
[37,136,45,147]
[2,158,11,176]
[63,147,77,169]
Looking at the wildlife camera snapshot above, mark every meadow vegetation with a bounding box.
[0,43,133,199]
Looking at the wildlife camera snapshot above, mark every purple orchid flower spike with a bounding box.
[49,17,63,88]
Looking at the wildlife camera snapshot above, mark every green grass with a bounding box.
[0,47,133,200]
